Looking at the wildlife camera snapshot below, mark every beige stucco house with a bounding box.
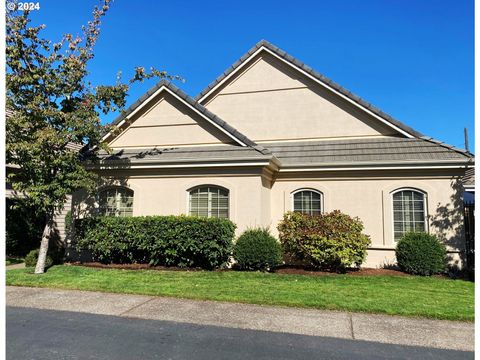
[75,40,473,268]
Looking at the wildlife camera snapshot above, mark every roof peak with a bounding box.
[104,79,266,152]
[194,40,425,139]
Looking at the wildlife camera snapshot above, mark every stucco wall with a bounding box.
[73,168,466,268]
[73,169,272,235]
[270,171,465,267]
[202,52,397,142]
[109,92,234,149]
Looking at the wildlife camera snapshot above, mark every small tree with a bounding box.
[6,1,177,273]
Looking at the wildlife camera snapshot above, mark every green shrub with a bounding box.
[24,249,54,268]
[234,228,282,271]
[75,215,236,269]
[278,211,371,271]
[395,232,446,276]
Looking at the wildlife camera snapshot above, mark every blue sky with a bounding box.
[29,0,473,150]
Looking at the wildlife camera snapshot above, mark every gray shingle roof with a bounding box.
[265,138,473,167]
[98,41,474,170]
[92,137,473,169]
[94,144,271,165]
[107,79,268,154]
[195,40,424,138]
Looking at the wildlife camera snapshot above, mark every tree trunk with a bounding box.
[34,213,54,274]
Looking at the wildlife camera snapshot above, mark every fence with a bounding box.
[464,200,475,270]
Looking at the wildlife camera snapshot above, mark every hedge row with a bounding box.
[75,215,236,269]
[74,212,445,275]
[74,210,372,272]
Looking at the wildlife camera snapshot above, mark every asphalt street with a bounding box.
[6,306,474,360]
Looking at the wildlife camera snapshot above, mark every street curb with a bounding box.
[6,286,474,352]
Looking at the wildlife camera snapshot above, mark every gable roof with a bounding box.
[97,41,472,171]
[195,40,425,139]
[103,79,269,154]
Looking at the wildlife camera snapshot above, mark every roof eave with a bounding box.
[279,159,473,171]
[85,154,274,169]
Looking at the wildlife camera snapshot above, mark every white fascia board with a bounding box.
[100,85,166,142]
[198,47,264,103]
[166,89,247,147]
[93,161,271,170]
[102,86,248,147]
[280,164,471,172]
[198,46,415,139]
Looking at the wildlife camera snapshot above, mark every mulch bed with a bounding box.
[68,262,205,272]
[68,262,411,277]
[275,266,410,277]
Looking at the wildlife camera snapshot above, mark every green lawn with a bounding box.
[6,265,474,321]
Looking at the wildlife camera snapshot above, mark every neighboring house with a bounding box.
[463,167,475,203]
[74,40,474,267]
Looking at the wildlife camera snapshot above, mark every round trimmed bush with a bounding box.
[395,232,446,276]
[234,228,283,271]
[24,249,54,269]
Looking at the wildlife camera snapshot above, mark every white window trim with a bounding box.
[390,187,429,242]
[291,188,324,215]
[187,185,230,219]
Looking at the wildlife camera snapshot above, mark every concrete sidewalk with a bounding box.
[6,286,474,352]
[6,263,25,270]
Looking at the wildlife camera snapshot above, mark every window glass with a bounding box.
[392,189,426,241]
[189,186,229,218]
[293,190,322,215]
[98,187,134,217]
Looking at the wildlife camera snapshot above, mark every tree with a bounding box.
[6,0,176,273]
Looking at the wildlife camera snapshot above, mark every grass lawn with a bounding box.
[6,265,474,321]
[6,257,24,266]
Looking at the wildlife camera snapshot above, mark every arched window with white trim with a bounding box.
[292,189,323,215]
[392,188,427,241]
[189,186,229,219]
[98,187,134,217]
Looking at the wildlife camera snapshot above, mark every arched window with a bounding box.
[392,189,427,241]
[98,187,134,217]
[292,189,323,215]
[189,186,229,219]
